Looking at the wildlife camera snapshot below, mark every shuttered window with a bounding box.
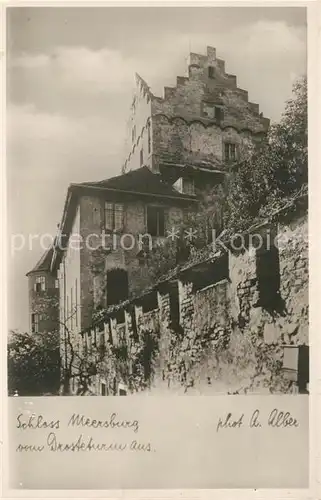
[104,202,124,231]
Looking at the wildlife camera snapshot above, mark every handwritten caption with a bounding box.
[15,412,155,453]
[15,407,300,453]
[216,408,299,432]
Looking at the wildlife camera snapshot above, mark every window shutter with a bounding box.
[147,206,158,236]
[114,204,124,231]
[105,203,114,230]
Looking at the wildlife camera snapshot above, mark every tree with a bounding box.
[224,76,307,232]
[8,330,60,396]
[7,300,100,396]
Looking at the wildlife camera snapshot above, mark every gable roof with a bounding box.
[48,167,197,274]
[26,246,54,276]
[77,166,195,199]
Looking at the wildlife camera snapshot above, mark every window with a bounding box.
[119,388,127,396]
[101,383,106,396]
[31,313,39,333]
[55,279,59,289]
[147,206,165,237]
[147,122,151,154]
[202,102,224,122]
[215,106,224,122]
[208,66,215,78]
[34,276,45,292]
[70,287,73,330]
[255,241,280,308]
[224,143,237,162]
[66,295,69,327]
[104,202,124,231]
[182,178,195,196]
[140,148,144,166]
[132,125,136,143]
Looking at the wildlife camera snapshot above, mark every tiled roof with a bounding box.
[79,166,195,199]
[26,246,54,276]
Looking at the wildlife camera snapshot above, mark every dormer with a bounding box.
[173,177,195,196]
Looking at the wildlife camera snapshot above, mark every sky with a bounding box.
[6,6,307,332]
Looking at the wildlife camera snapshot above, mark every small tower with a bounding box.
[26,246,59,335]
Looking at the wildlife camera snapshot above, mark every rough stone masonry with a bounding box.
[87,194,308,396]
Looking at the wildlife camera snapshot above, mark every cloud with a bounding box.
[9,20,306,121]
[10,47,139,95]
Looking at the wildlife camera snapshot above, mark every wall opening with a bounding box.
[255,239,281,309]
[142,291,158,313]
[114,309,125,324]
[131,308,139,341]
[192,253,229,292]
[168,281,180,327]
[106,268,129,307]
[98,332,106,360]
[298,345,309,393]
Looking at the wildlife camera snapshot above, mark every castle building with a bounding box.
[122,46,269,190]
[26,46,274,395]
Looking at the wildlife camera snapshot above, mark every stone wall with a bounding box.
[85,203,308,396]
[150,46,269,170]
[78,193,185,329]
